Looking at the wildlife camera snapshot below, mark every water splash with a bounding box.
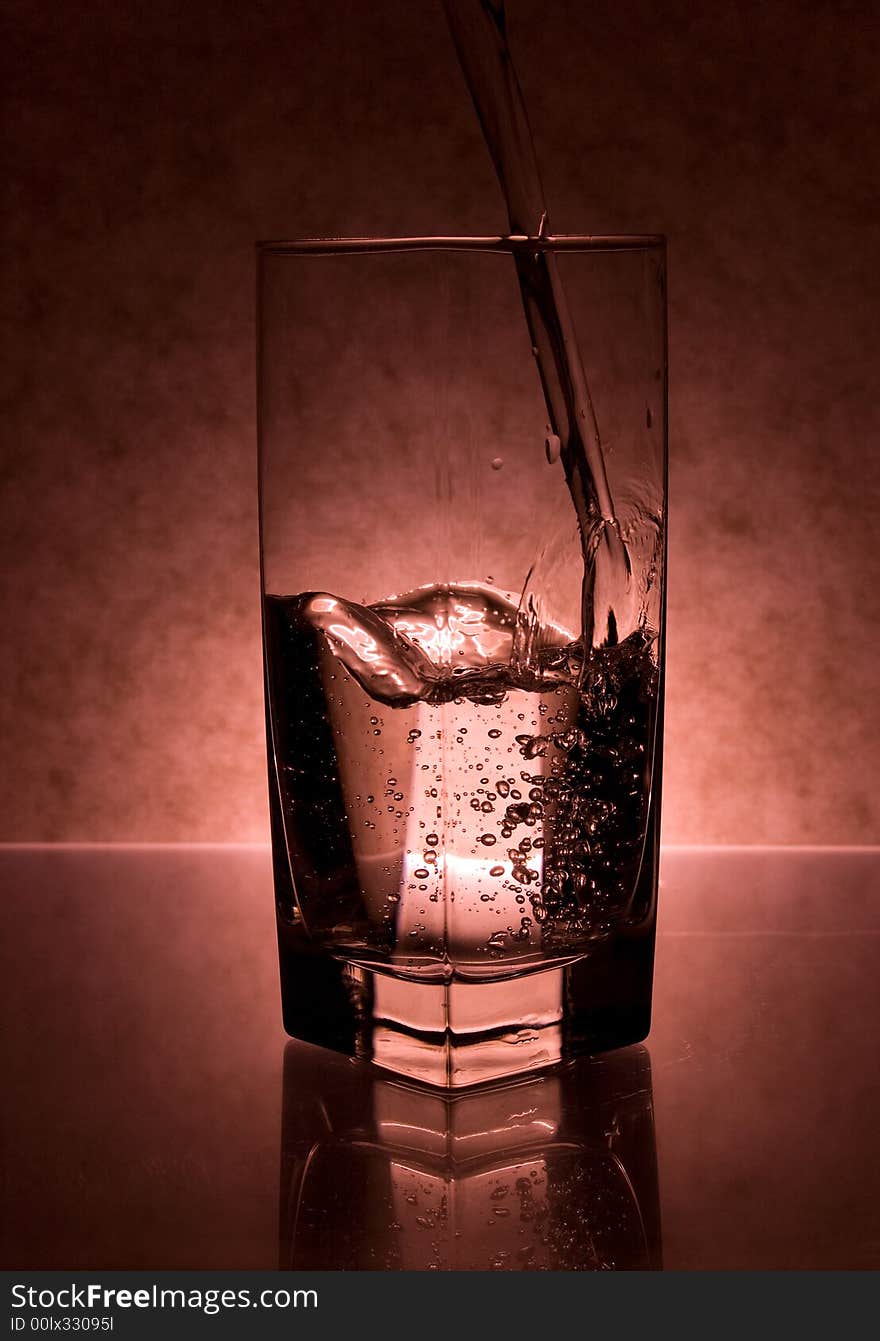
[292,583,573,708]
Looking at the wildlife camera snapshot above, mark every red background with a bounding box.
[2,0,878,843]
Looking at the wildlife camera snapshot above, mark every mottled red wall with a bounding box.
[2,0,878,842]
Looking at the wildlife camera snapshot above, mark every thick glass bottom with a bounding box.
[276,913,655,1088]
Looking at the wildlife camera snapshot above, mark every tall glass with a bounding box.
[258,235,667,1087]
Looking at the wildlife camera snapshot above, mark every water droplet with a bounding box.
[490,456,504,470]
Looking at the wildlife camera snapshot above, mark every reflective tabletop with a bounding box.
[2,847,878,1270]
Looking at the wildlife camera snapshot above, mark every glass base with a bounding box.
[364,967,564,1088]
[276,913,655,1088]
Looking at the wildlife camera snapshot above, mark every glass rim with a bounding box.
[257,233,665,256]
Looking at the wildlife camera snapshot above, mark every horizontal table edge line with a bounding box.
[0,842,877,853]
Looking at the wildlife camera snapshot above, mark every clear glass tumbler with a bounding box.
[258,235,666,1087]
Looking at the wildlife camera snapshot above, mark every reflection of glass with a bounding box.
[279,1041,661,1271]
[260,237,666,1085]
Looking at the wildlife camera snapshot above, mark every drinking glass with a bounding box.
[258,235,667,1087]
